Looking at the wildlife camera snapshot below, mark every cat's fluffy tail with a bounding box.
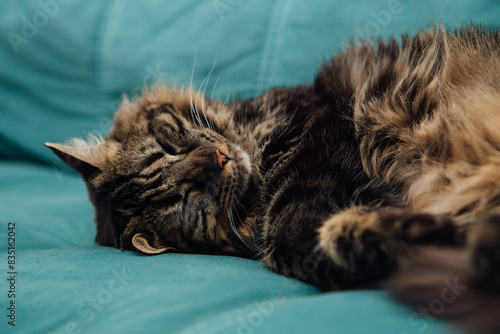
[385,247,500,333]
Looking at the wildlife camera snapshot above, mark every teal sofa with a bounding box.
[1,1,499,333]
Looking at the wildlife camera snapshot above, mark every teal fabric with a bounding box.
[1,0,498,333]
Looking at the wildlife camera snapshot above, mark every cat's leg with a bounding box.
[261,201,459,290]
[356,120,500,289]
[428,164,500,290]
[316,206,459,284]
[469,210,500,290]
[355,94,500,289]
[400,158,500,289]
[349,39,500,288]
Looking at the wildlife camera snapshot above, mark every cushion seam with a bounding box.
[255,0,290,96]
[93,0,118,90]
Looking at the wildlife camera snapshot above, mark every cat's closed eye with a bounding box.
[157,141,178,155]
[158,140,196,156]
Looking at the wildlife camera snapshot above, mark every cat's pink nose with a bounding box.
[215,149,229,169]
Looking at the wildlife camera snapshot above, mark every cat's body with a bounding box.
[48,25,500,329]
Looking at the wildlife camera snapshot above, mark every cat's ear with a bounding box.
[44,142,105,179]
[120,221,176,255]
[131,233,175,254]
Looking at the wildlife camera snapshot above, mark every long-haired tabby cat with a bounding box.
[47,26,500,331]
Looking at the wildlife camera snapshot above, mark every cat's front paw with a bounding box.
[318,208,460,283]
[318,209,402,281]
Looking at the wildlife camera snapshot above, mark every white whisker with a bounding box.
[233,194,248,213]
[228,204,258,254]
[233,204,256,253]
[189,50,197,124]
[210,75,221,100]
[222,91,230,109]
[227,209,246,253]
[209,75,222,132]
[194,77,205,129]
[189,50,205,128]
[199,55,217,130]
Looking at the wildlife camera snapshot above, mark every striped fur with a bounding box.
[48,25,500,327]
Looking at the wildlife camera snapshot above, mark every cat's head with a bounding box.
[46,86,259,257]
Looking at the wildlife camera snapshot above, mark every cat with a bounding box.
[47,25,500,330]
